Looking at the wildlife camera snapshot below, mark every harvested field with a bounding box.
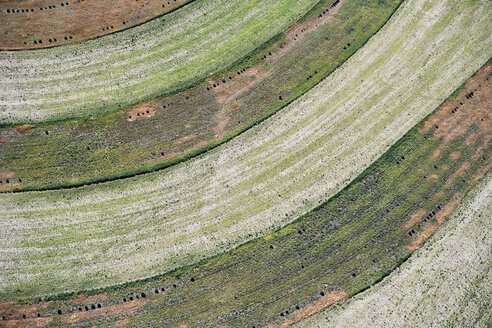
[0,0,400,191]
[0,0,193,50]
[1,49,489,327]
[297,172,492,328]
[0,0,320,124]
[0,0,490,301]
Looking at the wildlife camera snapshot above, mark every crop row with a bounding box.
[0,0,401,191]
[297,172,492,328]
[0,0,320,124]
[1,51,490,327]
[0,0,490,302]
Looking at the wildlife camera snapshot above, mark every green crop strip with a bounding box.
[0,0,320,124]
[6,59,490,327]
[0,0,402,191]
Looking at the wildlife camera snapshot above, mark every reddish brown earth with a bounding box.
[265,291,349,328]
[0,0,192,50]
[409,64,492,252]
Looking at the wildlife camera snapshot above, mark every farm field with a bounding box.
[0,0,490,302]
[0,0,402,191]
[0,0,194,50]
[296,172,492,328]
[0,0,321,124]
[0,53,490,327]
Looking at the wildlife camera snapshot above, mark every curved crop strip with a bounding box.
[0,0,401,191]
[0,0,194,50]
[296,173,492,328]
[0,0,320,124]
[0,0,490,301]
[1,57,490,327]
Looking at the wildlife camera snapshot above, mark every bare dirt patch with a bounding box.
[0,0,192,50]
[0,301,49,318]
[449,151,461,160]
[0,302,51,327]
[61,298,150,325]
[409,193,463,252]
[0,137,7,145]
[0,316,52,328]
[0,182,21,192]
[112,318,129,327]
[0,171,21,191]
[445,161,470,187]
[152,152,181,163]
[266,291,349,328]
[404,209,426,229]
[175,134,197,145]
[14,125,35,134]
[125,100,159,122]
[0,171,15,180]
[426,174,438,182]
[212,68,266,105]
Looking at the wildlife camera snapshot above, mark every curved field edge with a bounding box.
[0,0,196,51]
[0,0,401,192]
[295,172,492,328]
[0,0,491,301]
[0,54,490,327]
[0,0,321,124]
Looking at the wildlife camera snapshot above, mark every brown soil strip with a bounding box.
[0,316,52,328]
[14,125,35,134]
[0,302,49,318]
[265,291,349,328]
[404,209,426,229]
[125,100,158,122]
[212,68,266,105]
[408,193,464,252]
[175,134,197,145]
[0,293,147,327]
[0,0,192,50]
[0,171,15,179]
[61,298,150,325]
[0,183,21,192]
[152,151,181,163]
[0,302,51,327]
[444,161,470,187]
[449,151,461,160]
[409,62,492,252]
[426,174,438,182]
[112,318,129,327]
[0,171,21,191]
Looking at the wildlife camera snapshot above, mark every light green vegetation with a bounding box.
[0,0,490,302]
[0,0,401,191]
[0,0,320,124]
[296,173,492,328]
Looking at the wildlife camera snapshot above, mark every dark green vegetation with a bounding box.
[9,62,490,327]
[0,0,402,191]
